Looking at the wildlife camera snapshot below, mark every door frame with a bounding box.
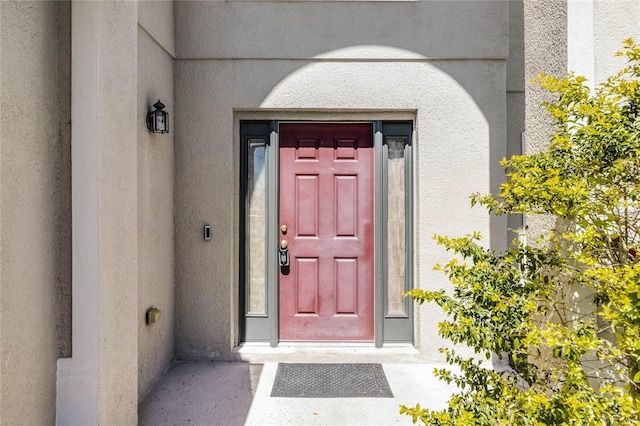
[239,119,414,347]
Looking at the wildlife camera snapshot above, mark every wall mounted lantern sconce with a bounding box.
[146,100,169,134]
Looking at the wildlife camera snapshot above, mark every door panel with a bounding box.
[279,123,374,341]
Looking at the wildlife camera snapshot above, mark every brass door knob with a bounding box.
[280,240,288,249]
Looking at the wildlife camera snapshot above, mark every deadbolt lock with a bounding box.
[279,239,289,267]
[280,224,288,234]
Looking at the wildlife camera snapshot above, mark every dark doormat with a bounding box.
[270,363,394,398]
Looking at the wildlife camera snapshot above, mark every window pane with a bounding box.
[387,137,406,316]
[247,139,266,315]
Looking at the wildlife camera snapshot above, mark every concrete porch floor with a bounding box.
[138,346,458,425]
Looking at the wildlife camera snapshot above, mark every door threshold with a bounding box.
[278,341,375,346]
[232,342,424,364]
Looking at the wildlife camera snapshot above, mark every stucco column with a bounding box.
[523,0,567,239]
[56,1,138,424]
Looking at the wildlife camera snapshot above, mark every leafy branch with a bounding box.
[402,39,640,425]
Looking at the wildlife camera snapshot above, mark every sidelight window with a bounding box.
[378,122,413,343]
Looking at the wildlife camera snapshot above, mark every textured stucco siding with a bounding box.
[174,0,509,362]
[507,0,525,158]
[593,0,640,83]
[95,3,139,423]
[137,10,176,401]
[56,2,139,424]
[139,0,175,58]
[506,0,525,242]
[175,1,508,60]
[54,0,72,363]
[0,2,70,424]
[524,0,567,153]
[524,0,640,241]
[523,0,567,240]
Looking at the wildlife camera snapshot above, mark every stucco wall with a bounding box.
[524,0,567,139]
[94,2,139,422]
[593,0,640,82]
[139,0,175,58]
[524,0,639,238]
[506,0,525,160]
[54,0,72,362]
[175,1,507,60]
[523,0,567,239]
[506,1,525,240]
[56,2,139,423]
[174,1,509,362]
[137,2,176,401]
[0,2,70,424]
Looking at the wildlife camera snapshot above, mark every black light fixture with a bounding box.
[146,100,169,134]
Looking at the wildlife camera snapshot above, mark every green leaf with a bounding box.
[403,39,640,426]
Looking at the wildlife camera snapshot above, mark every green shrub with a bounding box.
[401,39,640,425]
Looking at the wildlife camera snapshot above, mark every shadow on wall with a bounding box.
[257,45,504,247]
[173,0,512,272]
[174,1,506,62]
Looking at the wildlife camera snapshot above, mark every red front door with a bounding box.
[279,123,375,341]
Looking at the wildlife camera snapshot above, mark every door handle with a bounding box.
[279,239,289,267]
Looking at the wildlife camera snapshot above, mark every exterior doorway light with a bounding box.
[146,100,169,134]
